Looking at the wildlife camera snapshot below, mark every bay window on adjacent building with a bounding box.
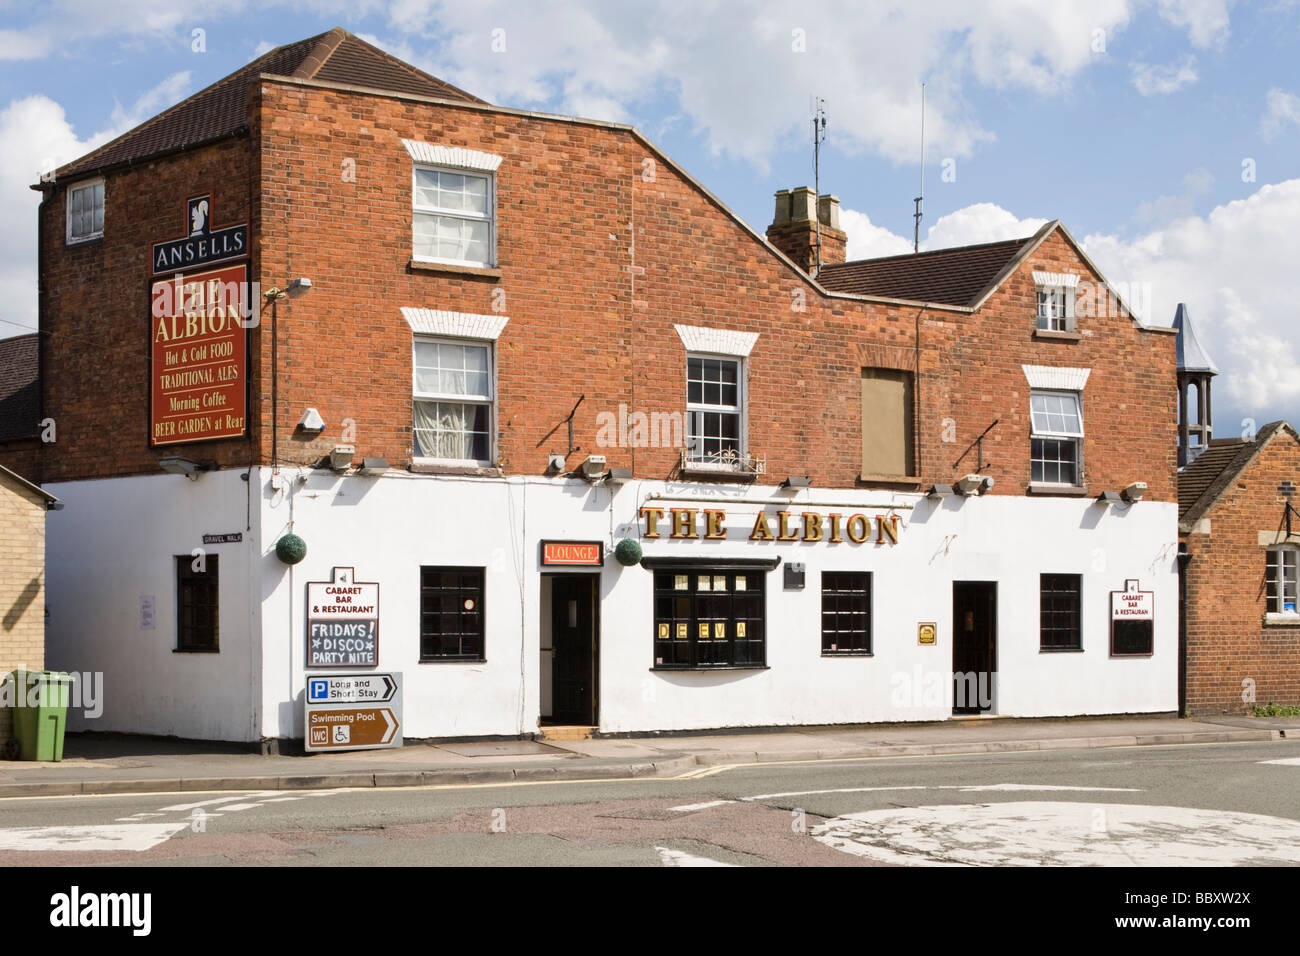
[1030,390,1084,485]
[1266,545,1299,615]
[412,166,494,267]
[652,568,765,668]
[413,338,493,464]
[686,355,743,466]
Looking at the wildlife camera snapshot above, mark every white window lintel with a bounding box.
[402,308,508,341]
[1023,365,1091,391]
[402,140,502,172]
[674,325,758,357]
[1032,271,1080,289]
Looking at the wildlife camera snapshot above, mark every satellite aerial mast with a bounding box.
[914,82,925,254]
[812,96,827,276]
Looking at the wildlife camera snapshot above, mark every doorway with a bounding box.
[546,575,599,726]
[952,581,996,714]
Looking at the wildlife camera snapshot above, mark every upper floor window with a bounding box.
[1266,546,1299,615]
[1030,390,1083,485]
[860,368,915,477]
[412,166,494,267]
[413,338,493,464]
[1033,272,1078,332]
[66,179,104,244]
[686,355,743,466]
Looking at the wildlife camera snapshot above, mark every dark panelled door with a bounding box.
[952,581,996,714]
[551,576,597,725]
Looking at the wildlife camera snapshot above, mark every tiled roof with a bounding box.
[817,235,1034,307]
[0,333,39,441]
[1178,421,1297,528]
[54,28,484,182]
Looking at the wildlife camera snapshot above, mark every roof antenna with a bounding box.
[812,96,827,276]
[913,82,925,254]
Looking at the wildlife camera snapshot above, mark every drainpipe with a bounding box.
[1177,542,1192,717]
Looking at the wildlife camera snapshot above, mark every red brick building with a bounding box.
[20,29,1182,743]
[1176,312,1300,714]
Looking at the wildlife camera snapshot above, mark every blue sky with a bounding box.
[1,0,1298,434]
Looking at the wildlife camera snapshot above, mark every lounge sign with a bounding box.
[639,507,901,545]
[541,541,603,566]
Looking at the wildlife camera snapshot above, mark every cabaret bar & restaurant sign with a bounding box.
[148,194,250,447]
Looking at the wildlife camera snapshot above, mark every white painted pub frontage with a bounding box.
[45,468,1178,744]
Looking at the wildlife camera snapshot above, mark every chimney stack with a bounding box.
[765,187,847,275]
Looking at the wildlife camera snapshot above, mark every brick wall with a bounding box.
[1183,431,1300,713]
[0,474,46,742]
[34,77,1177,505]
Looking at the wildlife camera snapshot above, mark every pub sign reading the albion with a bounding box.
[149,194,250,447]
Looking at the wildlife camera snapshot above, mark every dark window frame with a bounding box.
[419,566,486,662]
[175,554,219,652]
[652,568,766,670]
[821,571,873,655]
[1039,572,1083,651]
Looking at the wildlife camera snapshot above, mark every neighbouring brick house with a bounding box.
[1175,305,1300,712]
[28,28,1181,744]
[0,464,58,743]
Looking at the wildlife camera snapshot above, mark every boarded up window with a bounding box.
[861,369,914,476]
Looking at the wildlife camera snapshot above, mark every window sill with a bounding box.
[66,235,103,247]
[679,464,758,483]
[1263,613,1300,627]
[174,647,220,654]
[1034,329,1081,342]
[856,473,921,489]
[408,259,502,279]
[1027,482,1089,497]
[419,657,487,664]
[409,461,502,477]
[650,665,770,672]
[822,650,874,657]
[1039,646,1085,653]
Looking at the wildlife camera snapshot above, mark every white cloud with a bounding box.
[1131,55,1198,96]
[373,0,1136,169]
[0,73,194,334]
[1156,0,1234,48]
[1261,87,1300,141]
[1134,167,1213,224]
[841,201,1046,260]
[1083,179,1300,421]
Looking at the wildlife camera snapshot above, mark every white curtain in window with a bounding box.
[414,400,471,459]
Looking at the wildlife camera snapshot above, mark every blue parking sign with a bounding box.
[309,679,329,702]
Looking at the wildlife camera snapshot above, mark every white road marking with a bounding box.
[813,802,1300,866]
[744,783,1142,801]
[213,803,261,812]
[667,799,735,812]
[655,845,737,867]
[1260,757,1300,766]
[0,823,189,852]
[157,792,279,812]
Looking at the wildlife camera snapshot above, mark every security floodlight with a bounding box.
[287,277,313,298]
[780,475,812,489]
[926,484,954,499]
[1121,482,1147,503]
[329,445,355,472]
[359,457,389,475]
[605,467,633,485]
[579,455,607,480]
[1097,490,1122,504]
[955,474,984,496]
[297,408,325,433]
[158,457,210,480]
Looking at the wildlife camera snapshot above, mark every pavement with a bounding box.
[0,714,1295,798]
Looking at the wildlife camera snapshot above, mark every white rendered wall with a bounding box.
[44,470,260,741]
[257,471,1178,739]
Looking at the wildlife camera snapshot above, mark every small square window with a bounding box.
[1040,573,1082,650]
[822,572,871,654]
[1266,547,1299,614]
[419,566,485,660]
[1036,286,1074,331]
[66,179,104,244]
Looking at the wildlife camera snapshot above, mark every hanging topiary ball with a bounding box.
[275,533,307,565]
[614,537,642,567]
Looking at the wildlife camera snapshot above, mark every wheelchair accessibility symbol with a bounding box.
[332,725,350,744]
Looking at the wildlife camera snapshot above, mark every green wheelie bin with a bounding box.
[9,670,74,761]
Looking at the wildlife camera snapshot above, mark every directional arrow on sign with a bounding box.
[379,707,397,744]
